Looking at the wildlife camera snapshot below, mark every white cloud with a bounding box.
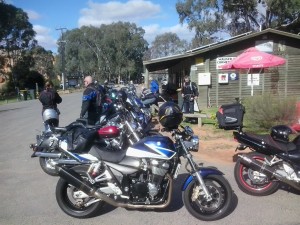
[78,0,195,45]
[33,25,57,51]
[25,9,41,20]
[143,23,195,45]
[78,0,161,27]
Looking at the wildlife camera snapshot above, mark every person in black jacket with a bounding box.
[39,80,62,114]
[80,76,99,125]
[181,75,199,115]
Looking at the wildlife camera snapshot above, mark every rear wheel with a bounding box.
[55,167,105,218]
[234,152,279,196]
[182,175,232,221]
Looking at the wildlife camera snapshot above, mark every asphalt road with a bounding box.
[0,92,299,225]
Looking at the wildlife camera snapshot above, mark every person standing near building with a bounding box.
[181,75,199,117]
[80,75,99,125]
[149,76,159,94]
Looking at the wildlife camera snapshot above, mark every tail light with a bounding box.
[218,107,224,114]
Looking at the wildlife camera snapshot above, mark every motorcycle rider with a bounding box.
[39,80,62,126]
[80,75,101,125]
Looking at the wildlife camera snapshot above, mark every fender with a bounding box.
[182,167,224,191]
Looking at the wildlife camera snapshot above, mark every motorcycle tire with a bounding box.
[234,152,280,196]
[182,175,232,221]
[39,157,58,176]
[55,166,105,218]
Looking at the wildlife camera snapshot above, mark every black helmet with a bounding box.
[109,89,118,101]
[270,125,296,142]
[158,101,183,129]
[117,90,127,102]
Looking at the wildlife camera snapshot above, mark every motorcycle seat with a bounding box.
[89,144,126,163]
[244,132,297,153]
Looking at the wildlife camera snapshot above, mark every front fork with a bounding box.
[185,153,213,201]
[179,135,213,201]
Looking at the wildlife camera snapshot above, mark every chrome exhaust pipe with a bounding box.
[238,154,300,191]
[34,152,61,158]
[56,166,172,209]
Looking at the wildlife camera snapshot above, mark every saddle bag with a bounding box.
[216,103,245,130]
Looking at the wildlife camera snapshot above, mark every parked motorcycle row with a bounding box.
[29,84,234,221]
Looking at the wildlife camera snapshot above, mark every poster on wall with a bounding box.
[229,72,239,81]
[218,73,229,84]
[198,72,211,85]
[247,74,260,86]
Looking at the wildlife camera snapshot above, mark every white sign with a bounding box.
[198,73,211,85]
[191,65,197,71]
[216,57,236,69]
[255,40,273,52]
[218,73,229,84]
[247,74,260,86]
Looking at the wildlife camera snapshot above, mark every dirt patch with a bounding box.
[154,119,239,165]
[193,125,238,164]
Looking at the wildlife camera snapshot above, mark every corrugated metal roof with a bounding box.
[143,29,300,71]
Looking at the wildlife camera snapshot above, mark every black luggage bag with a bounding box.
[216,103,245,130]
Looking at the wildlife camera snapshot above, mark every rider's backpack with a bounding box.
[88,84,105,114]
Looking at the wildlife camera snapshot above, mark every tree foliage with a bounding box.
[146,32,189,59]
[176,0,300,45]
[56,22,148,83]
[0,2,37,67]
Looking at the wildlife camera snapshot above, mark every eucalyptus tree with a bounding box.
[176,0,300,46]
[0,2,36,68]
[147,32,189,59]
[58,22,148,83]
[0,2,37,92]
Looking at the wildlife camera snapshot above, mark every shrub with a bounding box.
[243,93,297,130]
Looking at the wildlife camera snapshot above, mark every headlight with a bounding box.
[183,135,199,152]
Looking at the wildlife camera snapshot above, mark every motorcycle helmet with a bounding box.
[270,125,296,142]
[108,89,119,102]
[42,109,59,127]
[158,101,183,129]
[117,90,127,103]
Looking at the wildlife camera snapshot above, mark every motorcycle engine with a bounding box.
[131,159,170,201]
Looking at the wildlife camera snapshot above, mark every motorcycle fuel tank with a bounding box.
[97,126,120,138]
[126,135,176,160]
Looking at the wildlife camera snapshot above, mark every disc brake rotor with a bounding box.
[247,168,268,184]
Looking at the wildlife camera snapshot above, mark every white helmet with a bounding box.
[42,109,59,127]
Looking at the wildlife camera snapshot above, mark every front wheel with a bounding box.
[234,152,279,196]
[182,175,232,221]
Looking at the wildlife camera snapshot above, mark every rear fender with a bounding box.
[182,167,224,191]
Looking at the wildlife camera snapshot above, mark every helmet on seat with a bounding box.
[158,101,183,129]
[270,125,296,142]
[42,109,59,127]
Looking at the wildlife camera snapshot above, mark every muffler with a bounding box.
[238,154,278,178]
[238,154,300,191]
[33,152,61,158]
[56,165,172,209]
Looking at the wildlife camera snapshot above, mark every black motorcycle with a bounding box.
[233,125,300,196]
[217,100,300,196]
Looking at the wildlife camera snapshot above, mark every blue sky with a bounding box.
[10,0,196,52]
